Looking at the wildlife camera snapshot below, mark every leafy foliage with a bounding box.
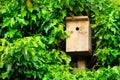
[0,0,120,79]
[74,66,120,80]
[91,0,120,67]
[0,37,71,79]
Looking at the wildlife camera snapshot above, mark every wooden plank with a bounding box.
[66,16,88,21]
[77,57,86,69]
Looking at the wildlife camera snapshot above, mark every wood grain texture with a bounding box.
[77,57,86,69]
[66,16,92,56]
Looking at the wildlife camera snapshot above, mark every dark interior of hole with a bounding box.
[76,27,79,31]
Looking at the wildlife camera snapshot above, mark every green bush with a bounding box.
[0,0,120,79]
[0,37,71,79]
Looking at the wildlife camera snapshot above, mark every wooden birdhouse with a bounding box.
[66,16,92,56]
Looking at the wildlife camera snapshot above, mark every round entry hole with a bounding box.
[76,27,79,31]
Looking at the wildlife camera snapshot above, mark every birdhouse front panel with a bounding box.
[66,16,92,56]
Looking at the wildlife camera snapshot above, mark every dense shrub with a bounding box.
[0,0,120,79]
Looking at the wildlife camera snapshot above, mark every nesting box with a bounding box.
[66,16,92,56]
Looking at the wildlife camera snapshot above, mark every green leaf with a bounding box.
[32,41,38,47]
[10,18,15,27]
[21,10,27,18]
[61,10,66,18]
[0,61,4,68]
[1,72,9,79]
[7,64,12,72]
[48,37,55,44]
[0,46,4,51]
[31,14,36,22]
[2,17,10,28]
[5,29,17,38]
[16,17,29,25]
[28,7,34,13]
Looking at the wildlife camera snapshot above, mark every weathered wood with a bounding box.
[77,57,86,69]
[66,16,88,21]
[66,16,92,56]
